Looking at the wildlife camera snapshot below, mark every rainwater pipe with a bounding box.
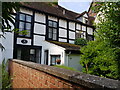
[66,51,71,67]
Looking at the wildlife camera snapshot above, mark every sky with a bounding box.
[58,0,92,13]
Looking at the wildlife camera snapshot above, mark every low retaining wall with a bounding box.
[9,59,120,89]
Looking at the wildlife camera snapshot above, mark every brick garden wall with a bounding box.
[9,59,120,89]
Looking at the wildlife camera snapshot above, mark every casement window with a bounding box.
[48,20,57,40]
[87,34,94,41]
[18,13,32,37]
[50,55,60,65]
[76,31,85,39]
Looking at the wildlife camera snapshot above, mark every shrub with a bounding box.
[2,59,11,89]
[75,38,87,46]
[80,40,120,79]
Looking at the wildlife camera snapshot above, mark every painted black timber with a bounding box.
[45,15,48,40]
[34,33,45,36]
[57,17,59,41]
[34,21,46,25]
[31,11,35,46]
[13,12,19,59]
[21,6,94,28]
[67,20,69,43]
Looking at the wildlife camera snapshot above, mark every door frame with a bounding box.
[44,50,49,65]
[13,44,42,64]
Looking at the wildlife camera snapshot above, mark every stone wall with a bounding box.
[9,59,120,89]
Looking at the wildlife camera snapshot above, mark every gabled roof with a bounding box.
[88,2,94,13]
[21,2,80,21]
[46,41,80,51]
[20,2,94,27]
[76,11,89,18]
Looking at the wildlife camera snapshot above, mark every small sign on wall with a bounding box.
[21,39,28,44]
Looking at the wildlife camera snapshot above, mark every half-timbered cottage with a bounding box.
[1,2,94,71]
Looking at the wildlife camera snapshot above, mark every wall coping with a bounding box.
[10,59,120,89]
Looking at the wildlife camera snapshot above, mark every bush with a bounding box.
[2,59,11,89]
[80,40,120,80]
[75,38,87,46]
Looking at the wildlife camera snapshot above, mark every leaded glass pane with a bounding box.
[53,28,57,33]
[26,23,31,30]
[26,30,30,37]
[53,22,57,27]
[26,15,32,22]
[48,21,52,27]
[53,33,57,40]
[19,21,24,29]
[49,32,52,39]
[20,14,25,21]
[48,28,52,33]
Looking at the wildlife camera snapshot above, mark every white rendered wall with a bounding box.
[59,38,67,42]
[2,32,14,61]
[35,13,46,23]
[83,13,88,17]
[1,14,15,61]
[82,25,86,31]
[33,34,65,65]
[42,41,65,65]
[76,24,81,30]
[20,8,33,15]
[87,27,93,35]
[34,23,46,35]
[48,16,57,21]
[77,17,83,22]
[69,31,75,39]
[59,19,67,28]
[69,22,75,30]
[59,28,67,38]
[17,38,31,45]
[34,35,45,46]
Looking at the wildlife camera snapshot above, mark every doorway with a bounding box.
[44,50,49,65]
[15,45,41,63]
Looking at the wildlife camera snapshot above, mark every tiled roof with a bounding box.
[46,41,80,51]
[21,2,81,22]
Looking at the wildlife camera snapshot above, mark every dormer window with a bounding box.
[18,13,32,37]
[48,20,57,41]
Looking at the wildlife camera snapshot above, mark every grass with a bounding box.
[54,65,79,72]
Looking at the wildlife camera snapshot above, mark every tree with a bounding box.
[2,2,21,32]
[0,2,21,89]
[80,2,120,80]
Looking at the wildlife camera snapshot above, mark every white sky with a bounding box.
[58,0,92,13]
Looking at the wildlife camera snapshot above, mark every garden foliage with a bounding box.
[75,38,87,46]
[80,2,120,80]
[2,59,11,89]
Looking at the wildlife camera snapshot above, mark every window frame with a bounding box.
[76,30,86,39]
[50,55,61,65]
[17,12,33,38]
[47,20,58,41]
[87,34,94,41]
